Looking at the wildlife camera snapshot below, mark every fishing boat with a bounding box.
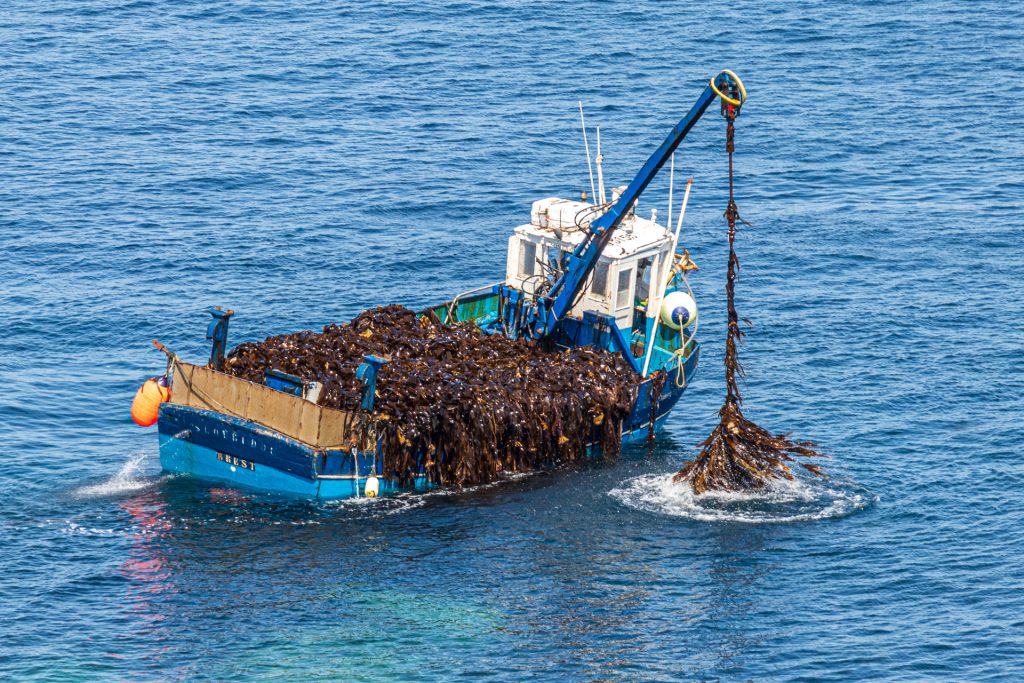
[137,71,747,499]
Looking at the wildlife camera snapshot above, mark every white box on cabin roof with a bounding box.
[530,197,596,231]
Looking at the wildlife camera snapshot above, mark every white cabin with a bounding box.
[505,193,675,331]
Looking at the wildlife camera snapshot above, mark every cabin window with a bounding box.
[657,251,671,291]
[616,267,633,309]
[520,240,537,278]
[591,260,609,297]
[635,257,653,304]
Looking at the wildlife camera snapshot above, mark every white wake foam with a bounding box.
[322,490,429,516]
[321,471,540,516]
[609,473,872,523]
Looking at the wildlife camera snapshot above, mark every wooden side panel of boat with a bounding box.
[167,359,358,449]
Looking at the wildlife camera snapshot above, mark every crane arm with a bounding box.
[536,70,746,336]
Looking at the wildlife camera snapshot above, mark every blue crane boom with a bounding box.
[533,70,745,338]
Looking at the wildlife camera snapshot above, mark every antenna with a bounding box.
[578,101,597,205]
[666,153,674,230]
[596,126,607,205]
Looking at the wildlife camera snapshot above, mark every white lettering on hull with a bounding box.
[216,452,256,471]
[187,421,277,456]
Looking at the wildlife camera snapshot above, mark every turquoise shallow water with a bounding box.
[2,1,1023,680]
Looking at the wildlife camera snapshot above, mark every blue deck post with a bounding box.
[356,355,389,411]
[206,307,234,371]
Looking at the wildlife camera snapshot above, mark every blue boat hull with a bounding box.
[157,348,697,499]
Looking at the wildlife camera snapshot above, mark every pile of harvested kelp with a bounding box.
[224,305,638,487]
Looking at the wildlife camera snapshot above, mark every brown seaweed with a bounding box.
[673,132,827,492]
[224,305,637,488]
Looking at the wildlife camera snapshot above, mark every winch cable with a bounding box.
[721,86,748,408]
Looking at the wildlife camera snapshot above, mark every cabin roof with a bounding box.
[514,201,672,261]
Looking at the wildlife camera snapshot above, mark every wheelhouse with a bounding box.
[504,193,675,334]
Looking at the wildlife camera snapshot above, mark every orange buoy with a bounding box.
[131,377,170,427]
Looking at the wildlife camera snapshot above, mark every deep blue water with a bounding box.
[2,1,1023,680]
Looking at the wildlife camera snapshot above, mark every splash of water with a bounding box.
[610,473,873,524]
[72,451,166,499]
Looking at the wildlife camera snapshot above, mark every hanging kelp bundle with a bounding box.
[674,91,827,494]
[224,305,637,488]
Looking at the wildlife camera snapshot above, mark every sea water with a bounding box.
[1,1,1022,680]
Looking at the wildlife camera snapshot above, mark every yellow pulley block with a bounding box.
[710,70,747,106]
